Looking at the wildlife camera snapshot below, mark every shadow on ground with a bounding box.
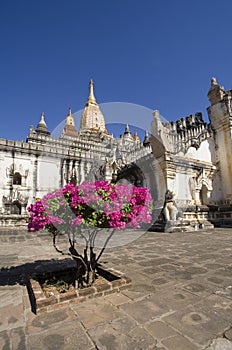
[0,258,76,286]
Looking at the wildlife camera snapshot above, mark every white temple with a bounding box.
[0,78,231,229]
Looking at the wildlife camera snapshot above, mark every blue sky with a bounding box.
[1,0,232,141]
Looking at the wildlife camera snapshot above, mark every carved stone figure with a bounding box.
[163,190,178,221]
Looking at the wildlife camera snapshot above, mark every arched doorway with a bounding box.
[116,163,145,187]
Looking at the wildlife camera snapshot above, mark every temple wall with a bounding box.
[37,158,60,197]
[185,139,216,163]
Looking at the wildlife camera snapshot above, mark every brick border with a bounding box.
[28,268,132,314]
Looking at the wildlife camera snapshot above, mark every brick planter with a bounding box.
[28,266,132,314]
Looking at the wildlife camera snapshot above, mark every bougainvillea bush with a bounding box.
[27,181,153,287]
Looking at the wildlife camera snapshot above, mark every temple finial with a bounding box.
[63,107,78,137]
[124,124,130,134]
[40,112,46,124]
[143,130,150,147]
[66,107,74,126]
[133,131,140,144]
[88,79,97,104]
[211,77,217,86]
[35,112,50,135]
[123,123,133,140]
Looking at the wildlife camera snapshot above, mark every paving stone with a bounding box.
[89,320,156,350]
[161,334,200,350]
[162,303,228,347]
[148,289,200,312]
[119,296,168,324]
[104,292,131,306]
[0,287,24,332]
[195,294,232,324]
[71,298,124,330]
[128,326,157,349]
[145,320,178,340]
[27,322,94,350]
[0,331,10,350]
[121,289,148,301]
[10,327,26,350]
[206,338,232,350]
[89,328,138,350]
[225,328,232,341]
[26,307,77,334]
[182,279,216,296]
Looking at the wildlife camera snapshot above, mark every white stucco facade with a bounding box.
[0,78,231,227]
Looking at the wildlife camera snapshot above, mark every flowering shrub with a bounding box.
[27,181,153,286]
[27,181,153,232]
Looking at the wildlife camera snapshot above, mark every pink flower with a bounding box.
[70,215,82,226]
[27,181,153,232]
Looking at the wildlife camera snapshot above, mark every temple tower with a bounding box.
[63,108,78,138]
[35,112,50,135]
[80,80,107,133]
[207,77,232,202]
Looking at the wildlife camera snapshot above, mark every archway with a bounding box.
[116,163,145,187]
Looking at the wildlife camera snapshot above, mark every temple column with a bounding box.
[195,190,201,205]
[76,160,80,185]
[79,161,85,183]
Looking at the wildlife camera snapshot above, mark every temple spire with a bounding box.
[66,107,73,125]
[80,80,108,134]
[87,79,97,105]
[36,112,50,135]
[40,112,46,125]
[143,130,150,147]
[133,131,140,144]
[123,124,133,141]
[63,107,78,138]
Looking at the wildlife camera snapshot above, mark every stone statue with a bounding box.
[163,190,178,221]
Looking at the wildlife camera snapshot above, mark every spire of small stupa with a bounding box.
[87,79,97,105]
[133,131,140,144]
[39,112,46,124]
[63,107,78,138]
[143,130,150,147]
[66,107,74,125]
[123,124,133,141]
[124,124,130,135]
[36,112,50,135]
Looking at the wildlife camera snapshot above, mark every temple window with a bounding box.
[13,172,22,185]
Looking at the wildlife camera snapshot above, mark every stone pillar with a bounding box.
[195,190,201,205]
[64,159,70,184]
[76,160,80,185]
[79,161,85,184]
[21,205,26,215]
[21,175,26,187]
[33,157,38,198]
[60,159,64,188]
[85,161,92,181]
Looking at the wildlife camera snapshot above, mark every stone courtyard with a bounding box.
[0,227,232,350]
